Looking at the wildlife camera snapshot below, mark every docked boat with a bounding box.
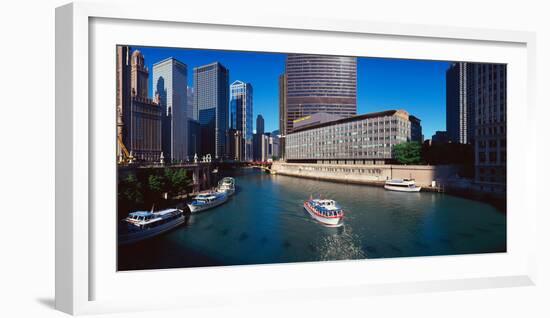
[118,207,186,245]
[217,177,235,196]
[384,179,422,192]
[187,191,228,213]
[303,197,345,227]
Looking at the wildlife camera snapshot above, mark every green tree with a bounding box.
[119,173,143,205]
[148,174,165,198]
[393,142,422,165]
[163,168,192,197]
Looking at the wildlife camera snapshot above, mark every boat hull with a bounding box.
[188,194,228,213]
[118,215,187,245]
[384,185,422,192]
[304,202,344,227]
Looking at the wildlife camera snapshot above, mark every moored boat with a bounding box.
[384,179,422,192]
[118,207,186,245]
[217,177,235,196]
[303,197,345,227]
[187,191,228,213]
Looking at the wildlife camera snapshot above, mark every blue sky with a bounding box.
[132,46,450,138]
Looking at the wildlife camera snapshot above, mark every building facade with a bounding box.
[226,129,244,161]
[188,119,201,158]
[409,115,423,143]
[194,62,229,159]
[431,131,450,144]
[152,58,188,162]
[278,73,287,159]
[116,47,162,162]
[285,54,357,133]
[187,86,195,120]
[286,110,419,164]
[230,80,253,161]
[446,62,474,144]
[472,63,507,192]
[253,133,269,162]
[116,46,132,160]
[256,114,264,135]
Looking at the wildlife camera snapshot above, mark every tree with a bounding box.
[163,168,192,197]
[147,174,165,198]
[119,173,144,206]
[393,142,422,165]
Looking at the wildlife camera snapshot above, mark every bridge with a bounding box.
[246,161,273,173]
[118,162,214,194]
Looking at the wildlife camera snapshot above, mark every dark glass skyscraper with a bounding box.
[230,80,253,161]
[256,114,264,135]
[193,62,229,159]
[285,54,357,133]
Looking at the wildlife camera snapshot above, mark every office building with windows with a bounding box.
[472,63,507,192]
[446,62,474,144]
[409,115,423,143]
[286,110,420,164]
[187,86,195,120]
[285,54,357,133]
[152,57,188,162]
[116,47,162,162]
[278,73,287,159]
[194,62,229,159]
[230,80,253,161]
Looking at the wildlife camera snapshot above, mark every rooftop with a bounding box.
[290,109,412,133]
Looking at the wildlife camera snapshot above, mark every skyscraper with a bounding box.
[194,62,229,159]
[285,54,357,133]
[153,58,188,162]
[187,86,195,120]
[230,80,253,161]
[446,62,507,193]
[446,62,474,144]
[278,74,287,135]
[256,114,264,135]
[116,47,162,162]
[278,73,287,159]
[472,63,507,193]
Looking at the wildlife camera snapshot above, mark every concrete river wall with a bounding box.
[271,162,460,188]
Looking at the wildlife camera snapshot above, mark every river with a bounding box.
[118,168,506,271]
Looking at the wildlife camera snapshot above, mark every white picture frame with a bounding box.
[55,1,537,315]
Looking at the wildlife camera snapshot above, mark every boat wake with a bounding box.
[317,227,366,261]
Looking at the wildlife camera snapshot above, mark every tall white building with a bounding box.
[153,58,188,162]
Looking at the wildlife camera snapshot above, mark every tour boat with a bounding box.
[303,197,345,227]
[118,207,186,245]
[187,191,229,213]
[217,177,235,196]
[384,179,422,192]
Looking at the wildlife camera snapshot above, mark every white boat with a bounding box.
[384,179,422,192]
[118,207,186,245]
[217,177,235,196]
[187,191,228,213]
[303,197,345,227]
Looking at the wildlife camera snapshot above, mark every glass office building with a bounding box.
[286,110,419,163]
[230,80,253,161]
[152,57,188,162]
[193,62,229,159]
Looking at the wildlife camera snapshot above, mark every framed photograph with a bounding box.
[56,2,537,315]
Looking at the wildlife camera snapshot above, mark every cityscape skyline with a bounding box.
[133,46,451,138]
